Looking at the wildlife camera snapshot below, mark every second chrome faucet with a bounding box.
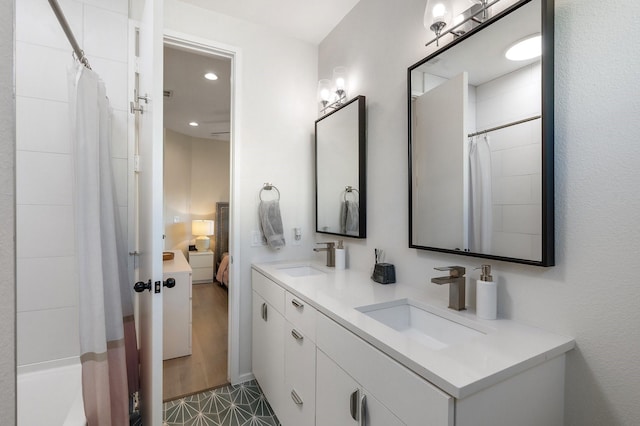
[314,242,336,267]
[431,266,466,311]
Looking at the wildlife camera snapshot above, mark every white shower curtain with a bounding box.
[70,62,138,425]
[469,135,493,253]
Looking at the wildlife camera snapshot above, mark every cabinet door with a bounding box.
[284,322,316,426]
[316,349,360,426]
[317,350,403,426]
[252,291,285,415]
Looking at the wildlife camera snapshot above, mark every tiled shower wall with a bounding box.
[16,0,129,367]
[475,62,542,260]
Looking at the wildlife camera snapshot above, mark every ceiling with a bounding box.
[163,46,231,141]
[164,0,361,141]
[177,0,361,44]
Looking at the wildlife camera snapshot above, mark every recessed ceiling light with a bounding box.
[505,34,541,61]
[204,72,218,81]
[189,121,199,127]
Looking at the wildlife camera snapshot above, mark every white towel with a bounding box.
[259,200,286,249]
[340,200,359,236]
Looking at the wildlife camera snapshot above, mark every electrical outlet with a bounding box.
[291,227,302,246]
[251,230,265,247]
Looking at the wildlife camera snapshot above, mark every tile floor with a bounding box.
[163,380,281,426]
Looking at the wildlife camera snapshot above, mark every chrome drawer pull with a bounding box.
[350,389,359,421]
[261,302,268,321]
[291,298,304,309]
[291,329,304,341]
[291,389,303,405]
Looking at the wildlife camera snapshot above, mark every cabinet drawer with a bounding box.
[189,252,213,268]
[285,292,317,342]
[317,314,454,426]
[252,269,285,314]
[192,267,213,282]
[284,321,316,426]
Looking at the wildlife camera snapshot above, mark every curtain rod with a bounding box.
[468,115,540,138]
[48,0,91,69]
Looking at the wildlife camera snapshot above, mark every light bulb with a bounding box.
[505,34,541,61]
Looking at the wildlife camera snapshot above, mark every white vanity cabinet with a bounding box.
[252,270,318,426]
[283,293,317,426]
[317,313,454,426]
[316,349,404,426]
[252,270,286,416]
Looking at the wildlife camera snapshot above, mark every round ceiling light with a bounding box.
[505,34,541,61]
[204,72,218,81]
[189,121,199,127]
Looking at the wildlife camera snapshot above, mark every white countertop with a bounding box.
[252,260,575,399]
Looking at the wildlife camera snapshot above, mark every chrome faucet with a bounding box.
[431,266,466,311]
[314,242,336,267]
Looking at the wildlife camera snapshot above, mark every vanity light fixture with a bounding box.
[204,72,218,81]
[505,34,541,61]
[192,220,214,251]
[424,0,453,46]
[189,121,199,127]
[317,67,349,115]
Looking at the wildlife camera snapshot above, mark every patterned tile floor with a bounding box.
[163,380,281,426]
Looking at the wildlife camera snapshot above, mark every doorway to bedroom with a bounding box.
[161,43,231,401]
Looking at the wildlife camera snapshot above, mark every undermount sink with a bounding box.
[356,299,485,350]
[277,265,325,277]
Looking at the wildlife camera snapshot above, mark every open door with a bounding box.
[133,0,164,424]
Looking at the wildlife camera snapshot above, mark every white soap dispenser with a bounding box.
[335,240,346,270]
[476,264,497,320]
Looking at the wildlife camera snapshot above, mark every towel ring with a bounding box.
[343,186,359,202]
[260,183,280,201]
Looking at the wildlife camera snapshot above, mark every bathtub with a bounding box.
[17,358,86,426]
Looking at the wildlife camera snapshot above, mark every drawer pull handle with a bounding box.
[261,303,268,321]
[359,394,367,426]
[291,389,303,405]
[350,389,359,421]
[291,298,304,309]
[291,329,304,341]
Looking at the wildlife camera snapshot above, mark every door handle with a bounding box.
[261,303,268,321]
[133,279,152,293]
[163,278,175,288]
[350,389,360,422]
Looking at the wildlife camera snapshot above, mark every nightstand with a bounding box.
[189,250,214,283]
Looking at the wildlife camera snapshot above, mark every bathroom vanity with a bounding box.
[251,261,574,426]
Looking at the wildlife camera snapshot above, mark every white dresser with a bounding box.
[189,250,214,283]
[162,250,192,360]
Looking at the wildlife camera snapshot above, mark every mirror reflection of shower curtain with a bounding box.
[469,135,492,253]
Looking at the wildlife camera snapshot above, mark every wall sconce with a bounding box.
[424,0,453,46]
[317,66,349,115]
[192,219,214,251]
[425,0,495,48]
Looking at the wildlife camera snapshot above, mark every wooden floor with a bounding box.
[163,282,229,402]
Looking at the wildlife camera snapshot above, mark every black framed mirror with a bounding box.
[408,0,554,266]
[315,95,366,238]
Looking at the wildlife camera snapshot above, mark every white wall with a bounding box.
[164,0,319,379]
[319,0,640,424]
[0,0,16,422]
[15,0,130,367]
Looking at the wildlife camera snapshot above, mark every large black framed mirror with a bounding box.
[408,0,554,266]
[315,95,367,238]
